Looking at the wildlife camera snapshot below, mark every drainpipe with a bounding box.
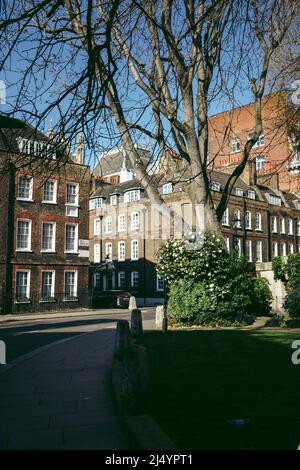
[3,160,15,314]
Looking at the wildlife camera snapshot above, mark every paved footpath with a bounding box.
[0,320,154,450]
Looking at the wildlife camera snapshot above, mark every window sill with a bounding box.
[42,201,57,205]
[41,250,57,254]
[17,198,34,202]
[64,251,79,255]
[255,229,263,232]
[221,224,231,228]
[15,249,33,253]
[15,300,31,304]
[39,299,56,303]
[63,298,78,302]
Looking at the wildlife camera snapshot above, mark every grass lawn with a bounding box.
[140,329,300,450]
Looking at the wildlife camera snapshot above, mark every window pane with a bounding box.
[18,175,32,199]
[65,272,76,299]
[41,272,54,300]
[44,180,55,201]
[16,271,29,301]
[17,220,30,249]
[42,223,54,251]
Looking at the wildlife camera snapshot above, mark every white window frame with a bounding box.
[15,270,31,303]
[41,221,56,253]
[156,274,165,292]
[89,198,104,210]
[131,271,139,288]
[64,270,78,301]
[231,137,241,153]
[66,182,79,206]
[280,242,287,257]
[225,236,230,252]
[246,240,252,262]
[297,221,300,236]
[131,239,139,260]
[131,212,139,231]
[105,242,112,260]
[118,271,126,288]
[255,155,265,170]
[16,219,32,252]
[234,209,241,228]
[105,216,113,234]
[162,183,173,194]
[65,223,78,253]
[40,270,55,302]
[271,216,277,233]
[252,132,265,148]
[66,183,79,217]
[236,238,242,258]
[247,190,256,200]
[288,218,294,235]
[17,174,33,201]
[42,179,57,204]
[288,243,294,254]
[272,241,278,257]
[255,213,262,231]
[256,240,263,263]
[110,194,118,206]
[245,211,252,230]
[118,214,125,232]
[124,190,141,202]
[118,241,126,261]
[211,181,221,192]
[235,187,244,197]
[280,218,285,234]
[221,208,229,226]
[94,218,101,236]
[94,243,100,263]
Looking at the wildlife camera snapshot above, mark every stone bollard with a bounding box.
[155,305,164,329]
[115,320,130,361]
[129,295,137,311]
[131,308,143,338]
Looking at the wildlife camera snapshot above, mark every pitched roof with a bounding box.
[93,146,152,177]
[0,116,48,153]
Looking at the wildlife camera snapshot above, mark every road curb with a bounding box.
[0,331,90,376]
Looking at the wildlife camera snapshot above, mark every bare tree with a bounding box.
[0,0,298,232]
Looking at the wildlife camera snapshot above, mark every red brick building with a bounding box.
[209,92,300,192]
[0,118,90,313]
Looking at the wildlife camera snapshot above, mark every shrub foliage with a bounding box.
[157,233,272,326]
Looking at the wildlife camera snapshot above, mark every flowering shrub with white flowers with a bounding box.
[157,232,270,326]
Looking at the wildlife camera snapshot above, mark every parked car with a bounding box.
[91,290,132,308]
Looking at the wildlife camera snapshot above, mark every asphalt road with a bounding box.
[0,308,154,363]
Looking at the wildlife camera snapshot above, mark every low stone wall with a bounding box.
[256,262,287,315]
[112,299,175,450]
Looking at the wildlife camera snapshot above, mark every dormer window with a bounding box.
[89,197,105,210]
[17,138,56,159]
[211,181,221,192]
[162,183,173,194]
[267,194,281,206]
[247,190,256,200]
[124,189,141,202]
[235,187,244,197]
[231,137,241,153]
